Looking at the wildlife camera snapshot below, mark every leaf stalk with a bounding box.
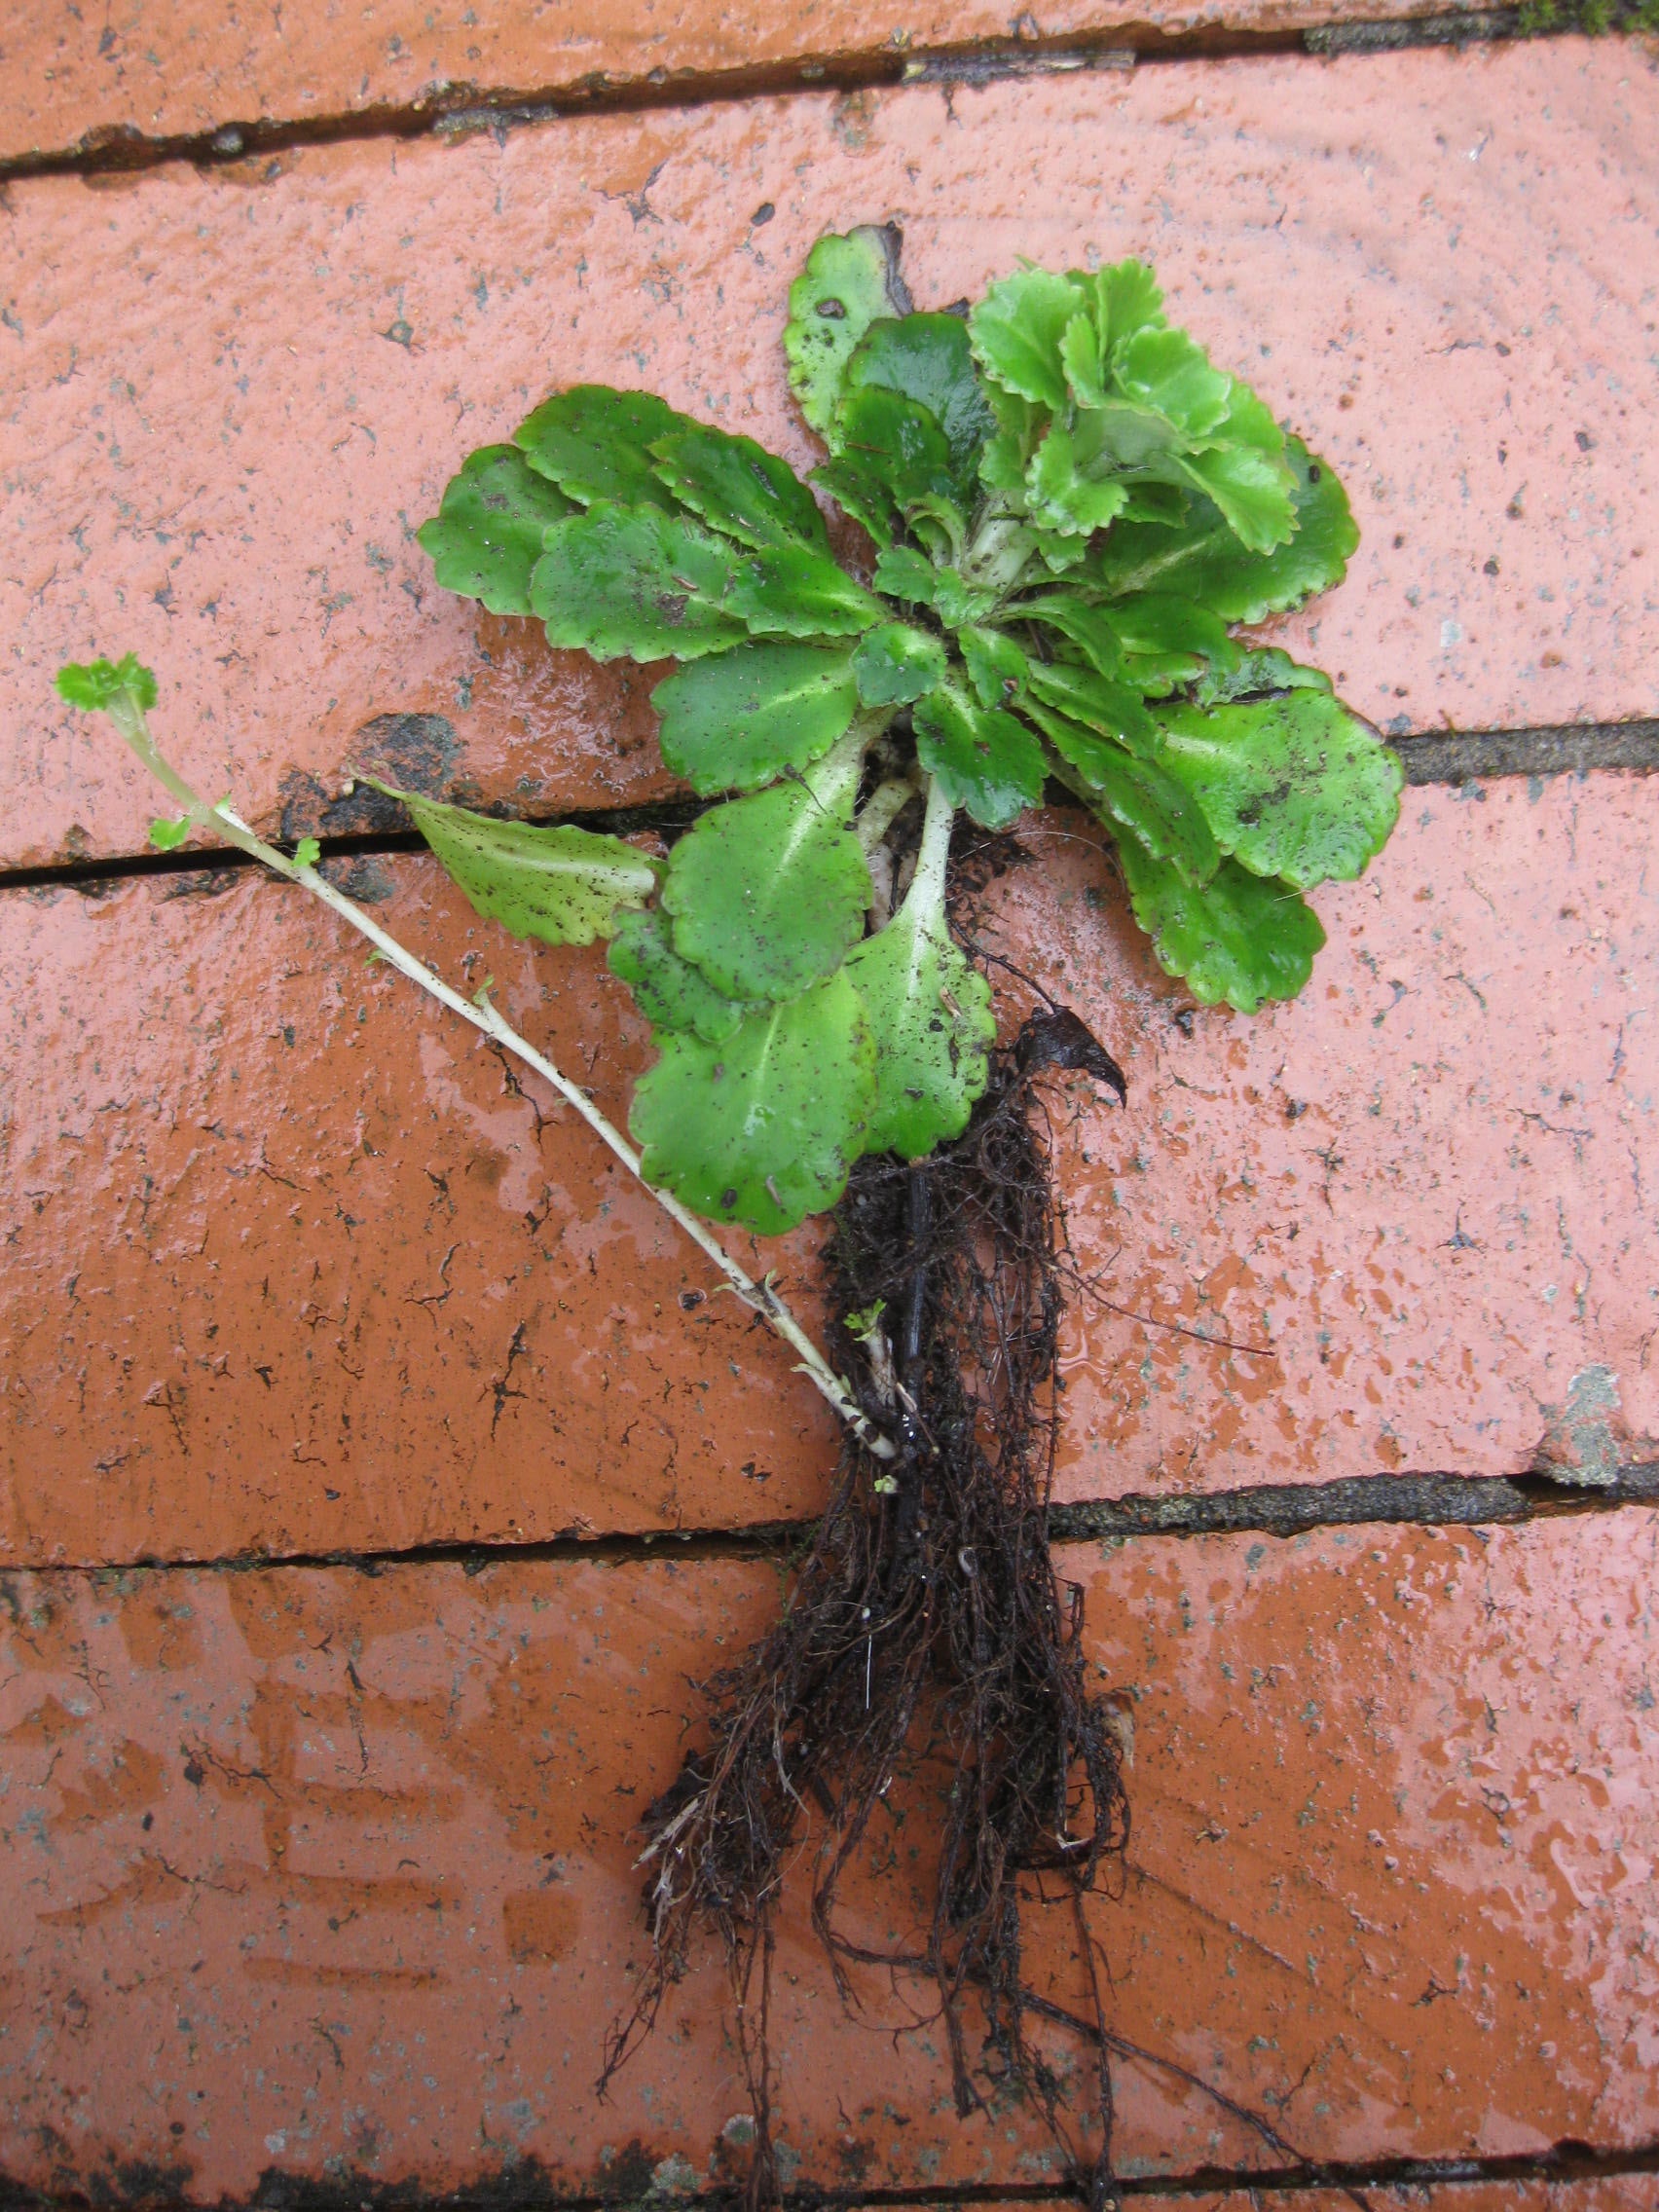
[90,688,897,1459]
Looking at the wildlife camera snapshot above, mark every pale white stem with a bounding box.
[109,705,895,1458]
[854,776,920,863]
[904,773,955,922]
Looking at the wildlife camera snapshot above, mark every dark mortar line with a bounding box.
[0,7,1627,188]
[5,2139,1659,2211]
[4,719,1655,901]
[12,1462,1657,1585]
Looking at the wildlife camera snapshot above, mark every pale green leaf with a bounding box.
[854,622,947,708]
[1016,595,1127,679]
[843,313,997,480]
[845,905,996,1158]
[1115,843,1326,1013]
[651,641,858,794]
[1026,424,1130,536]
[1115,326,1233,438]
[292,836,322,870]
[148,814,192,850]
[387,786,659,945]
[785,225,912,443]
[1025,660,1160,758]
[1153,690,1403,889]
[648,424,830,553]
[56,654,158,713]
[632,974,876,1232]
[608,905,751,1042]
[969,269,1086,411]
[913,686,1047,830]
[417,445,573,615]
[1088,438,1356,620]
[516,386,693,509]
[1059,312,1107,410]
[531,503,744,661]
[958,625,1029,709]
[1172,440,1298,556]
[660,746,870,1000]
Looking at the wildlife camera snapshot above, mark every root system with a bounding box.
[602,1009,1132,2207]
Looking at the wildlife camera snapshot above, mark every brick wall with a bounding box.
[2,12,1657,2207]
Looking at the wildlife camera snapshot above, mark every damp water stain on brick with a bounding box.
[2,41,1656,868]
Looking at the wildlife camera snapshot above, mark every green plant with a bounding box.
[415,227,1399,1235]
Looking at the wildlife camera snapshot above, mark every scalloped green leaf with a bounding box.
[56,654,158,713]
[1059,312,1108,411]
[648,424,830,554]
[531,503,744,661]
[1088,259,1165,357]
[1041,715,1219,885]
[632,974,876,1233]
[810,457,897,548]
[1088,439,1356,621]
[959,625,1029,710]
[1115,843,1326,1013]
[854,622,947,708]
[388,788,659,945]
[1115,326,1233,439]
[913,686,1047,830]
[1016,595,1127,680]
[660,740,869,1000]
[1196,648,1334,707]
[845,903,996,1158]
[1171,439,1298,556]
[515,386,693,510]
[417,445,574,615]
[608,905,752,1042]
[969,269,1086,412]
[148,814,193,850]
[1026,660,1160,759]
[1153,691,1403,889]
[1101,591,1239,693]
[844,313,997,480]
[724,539,885,639]
[651,640,858,794]
[1026,425,1130,536]
[833,384,961,522]
[786,225,912,443]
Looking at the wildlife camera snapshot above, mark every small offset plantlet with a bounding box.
[60,225,1399,2208]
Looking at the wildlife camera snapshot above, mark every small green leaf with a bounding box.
[843,313,997,481]
[515,386,692,509]
[651,640,858,794]
[632,974,877,1233]
[845,1300,887,1339]
[660,742,870,1001]
[833,384,960,519]
[958,625,1029,709]
[811,457,897,547]
[148,814,193,850]
[292,836,322,870]
[1088,259,1165,356]
[1025,424,1130,536]
[1115,326,1233,438]
[1195,647,1334,707]
[1046,723,1219,886]
[870,543,941,608]
[969,269,1086,411]
[786,225,912,442]
[388,786,659,944]
[1016,595,1127,679]
[417,445,573,615]
[1088,438,1356,621]
[56,654,158,713]
[648,424,830,554]
[1059,312,1108,410]
[1026,660,1160,758]
[1115,844,1326,1013]
[1172,440,1298,556]
[723,539,885,639]
[845,903,996,1158]
[1101,591,1239,693]
[532,503,744,661]
[853,622,947,708]
[608,905,751,1042]
[1154,691,1403,890]
[913,686,1047,830]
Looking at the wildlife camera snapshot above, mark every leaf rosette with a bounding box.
[407,227,1400,1230]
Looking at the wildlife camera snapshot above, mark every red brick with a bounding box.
[3,42,1654,866]
[3,1514,1656,2193]
[3,774,1654,1566]
[7,0,1461,167]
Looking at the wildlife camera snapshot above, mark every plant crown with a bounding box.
[414,226,1401,1235]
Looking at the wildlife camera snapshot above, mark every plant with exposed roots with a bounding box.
[59,223,1400,2208]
